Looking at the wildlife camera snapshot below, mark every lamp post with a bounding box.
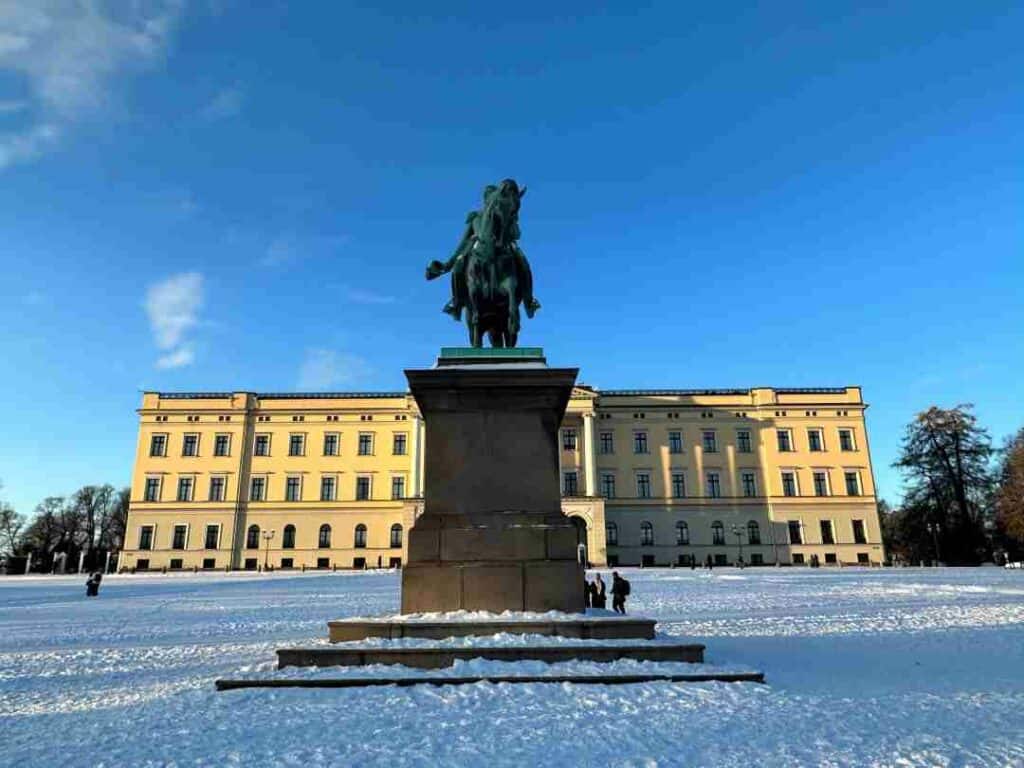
[262,529,275,571]
[731,524,745,568]
[926,522,941,566]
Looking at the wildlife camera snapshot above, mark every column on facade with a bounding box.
[416,416,426,497]
[411,416,424,497]
[583,412,597,497]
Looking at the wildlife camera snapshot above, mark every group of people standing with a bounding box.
[584,571,631,614]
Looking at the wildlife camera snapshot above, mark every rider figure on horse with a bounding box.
[426,180,541,323]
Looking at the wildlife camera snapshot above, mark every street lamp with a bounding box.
[731,524,745,568]
[262,529,275,571]
[925,522,941,566]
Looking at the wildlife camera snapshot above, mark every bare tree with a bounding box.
[0,503,25,557]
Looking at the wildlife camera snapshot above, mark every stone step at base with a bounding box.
[328,616,655,642]
[215,671,765,692]
[278,643,705,669]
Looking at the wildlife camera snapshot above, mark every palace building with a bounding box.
[121,385,885,572]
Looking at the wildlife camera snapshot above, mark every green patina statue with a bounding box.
[426,179,540,348]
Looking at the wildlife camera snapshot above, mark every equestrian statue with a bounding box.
[426,179,540,348]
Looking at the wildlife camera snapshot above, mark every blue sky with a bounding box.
[1,1,1021,516]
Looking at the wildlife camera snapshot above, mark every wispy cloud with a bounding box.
[145,272,203,370]
[341,285,396,305]
[0,1,187,170]
[201,85,243,120]
[297,349,371,390]
[259,233,348,268]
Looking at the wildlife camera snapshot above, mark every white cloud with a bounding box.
[342,286,396,305]
[0,0,186,170]
[156,344,195,370]
[201,85,243,119]
[297,349,371,391]
[259,233,347,268]
[145,272,203,369]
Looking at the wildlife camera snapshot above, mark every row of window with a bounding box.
[562,427,857,455]
[150,432,409,458]
[139,522,404,552]
[604,518,869,547]
[564,468,864,499]
[143,474,409,503]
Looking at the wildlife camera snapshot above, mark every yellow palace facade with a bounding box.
[121,385,885,572]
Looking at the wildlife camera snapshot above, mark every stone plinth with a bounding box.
[327,615,656,642]
[401,353,586,614]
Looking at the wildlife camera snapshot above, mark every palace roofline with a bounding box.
[147,386,857,399]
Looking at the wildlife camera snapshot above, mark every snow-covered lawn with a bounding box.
[2,568,1023,767]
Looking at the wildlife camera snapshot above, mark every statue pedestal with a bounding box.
[401,350,585,614]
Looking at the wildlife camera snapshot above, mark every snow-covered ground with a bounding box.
[2,568,1023,767]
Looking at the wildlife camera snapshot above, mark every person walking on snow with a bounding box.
[611,571,630,614]
[592,573,607,609]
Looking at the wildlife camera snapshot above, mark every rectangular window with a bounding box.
[668,431,682,454]
[676,523,689,545]
[671,472,685,498]
[182,434,198,457]
[254,434,270,456]
[250,476,266,502]
[138,525,154,551]
[204,525,219,550]
[641,525,654,547]
[781,472,797,497]
[562,429,577,451]
[563,471,578,496]
[391,476,405,500]
[633,431,648,454]
[741,471,756,497]
[176,477,193,502]
[288,434,305,456]
[808,429,823,452]
[750,553,764,565]
[356,476,371,500]
[811,471,828,497]
[705,471,721,498]
[169,558,183,570]
[702,430,717,453]
[777,429,792,452]
[172,524,187,550]
[320,476,336,501]
[712,525,726,545]
[792,553,805,564]
[208,476,225,502]
[736,430,752,453]
[820,520,835,545]
[839,429,855,451]
[323,433,339,456]
[358,433,373,456]
[825,553,837,565]
[599,431,614,454]
[144,477,161,502]
[601,473,616,499]
[636,473,651,498]
[285,476,301,502]
[857,552,869,564]
[149,434,167,457]
[214,434,230,457]
[281,558,294,569]
[845,471,861,496]
[788,520,803,545]
[852,519,867,544]
[393,433,407,455]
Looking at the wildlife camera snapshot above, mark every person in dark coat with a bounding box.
[85,572,102,597]
[592,573,607,609]
[611,571,629,614]
[584,578,592,608]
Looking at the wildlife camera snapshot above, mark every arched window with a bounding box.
[318,524,331,549]
[606,522,618,546]
[676,521,689,545]
[640,521,654,547]
[747,520,761,545]
[282,524,296,549]
[712,521,725,546]
[390,524,403,548]
[246,524,260,549]
[354,524,367,549]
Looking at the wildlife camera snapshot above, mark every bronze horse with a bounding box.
[426,179,539,348]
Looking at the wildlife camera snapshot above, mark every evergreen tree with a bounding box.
[894,405,993,564]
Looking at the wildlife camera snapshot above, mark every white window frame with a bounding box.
[149,433,168,457]
[391,474,406,500]
[735,429,752,454]
[249,474,268,502]
[323,432,340,456]
[320,474,337,502]
[838,427,857,452]
[213,433,232,457]
[563,470,579,496]
[182,433,200,457]
[253,433,272,457]
[741,470,757,498]
[358,432,375,456]
[176,475,196,502]
[705,470,721,498]
[635,471,652,499]
[702,430,718,453]
[138,524,155,551]
[143,475,162,502]
[208,474,227,502]
[171,522,190,551]
[355,474,373,500]
[807,427,825,452]
[203,523,221,550]
[812,469,831,497]
[285,474,303,502]
[843,469,862,496]
[288,432,306,457]
[780,470,799,497]
[776,428,794,453]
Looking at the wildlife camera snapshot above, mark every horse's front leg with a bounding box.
[504,282,520,348]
